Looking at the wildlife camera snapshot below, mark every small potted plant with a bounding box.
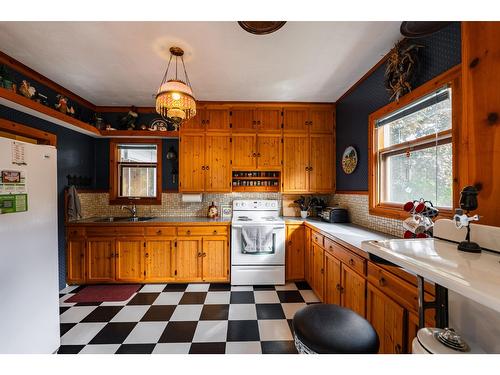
[294,196,311,219]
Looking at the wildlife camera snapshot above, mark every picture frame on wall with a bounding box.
[221,204,232,219]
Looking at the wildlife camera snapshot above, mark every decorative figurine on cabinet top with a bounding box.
[120,106,139,130]
[55,94,75,116]
[19,80,36,99]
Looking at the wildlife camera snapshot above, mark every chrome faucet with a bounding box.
[121,204,138,218]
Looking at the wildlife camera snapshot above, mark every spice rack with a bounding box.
[232,171,280,192]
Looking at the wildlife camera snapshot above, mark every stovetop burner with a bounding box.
[236,216,252,221]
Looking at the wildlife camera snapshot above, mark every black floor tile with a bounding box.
[158,321,198,343]
[81,306,123,322]
[277,291,305,303]
[60,323,77,337]
[57,345,85,354]
[116,344,155,354]
[189,342,226,354]
[163,283,188,292]
[230,291,255,304]
[60,306,71,315]
[200,304,229,320]
[59,293,65,298]
[261,340,298,354]
[127,292,160,305]
[256,304,286,320]
[75,301,102,306]
[208,283,231,291]
[141,305,176,321]
[253,285,276,291]
[227,320,260,342]
[295,281,312,290]
[89,322,137,345]
[179,292,207,305]
[287,319,294,335]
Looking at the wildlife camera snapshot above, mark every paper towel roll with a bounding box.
[181,194,203,203]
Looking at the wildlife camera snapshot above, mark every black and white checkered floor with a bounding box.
[58,281,320,354]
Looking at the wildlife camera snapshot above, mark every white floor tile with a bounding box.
[139,284,167,293]
[204,291,231,305]
[79,344,120,354]
[258,320,293,341]
[123,322,168,344]
[225,341,262,354]
[59,294,76,307]
[186,283,210,292]
[61,323,107,345]
[153,343,191,354]
[153,292,184,305]
[192,321,228,343]
[275,283,298,291]
[60,285,79,294]
[59,306,97,323]
[254,291,280,304]
[110,306,149,322]
[228,304,257,320]
[281,303,307,319]
[100,294,136,306]
[231,285,253,291]
[169,305,203,321]
[299,289,320,303]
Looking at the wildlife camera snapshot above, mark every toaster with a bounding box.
[319,207,349,223]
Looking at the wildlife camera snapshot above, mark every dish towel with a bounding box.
[67,185,82,221]
[242,226,274,253]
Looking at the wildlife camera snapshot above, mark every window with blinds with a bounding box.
[117,144,158,198]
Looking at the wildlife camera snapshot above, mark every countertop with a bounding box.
[68,216,231,225]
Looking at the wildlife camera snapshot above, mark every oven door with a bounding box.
[231,224,285,266]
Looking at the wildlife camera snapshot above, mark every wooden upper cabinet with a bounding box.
[286,224,305,280]
[232,134,257,169]
[255,107,282,132]
[284,107,309,133]
[341,264,366,318]
[309,107,334,133]
[66,239,86,284]
[283,134,309,193]
[309,134,334,192]
[202,237,229,282]
[205,134,231,192]
[231,108,255,132]
[179,134,205,192]
[145,238,174,282]
[257,134,282,170]
[87,238,115,283]
[182,108,206,131]
[175,238,202,281]
[115,238,144,282]
[205,108,230,132]
[324,250,341,305]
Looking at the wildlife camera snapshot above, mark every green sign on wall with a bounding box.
[0,194,28,214]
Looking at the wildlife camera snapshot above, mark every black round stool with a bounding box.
[292,304,379,354]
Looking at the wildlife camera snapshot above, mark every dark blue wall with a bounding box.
[0,105,96,289]
[335,22,462,191]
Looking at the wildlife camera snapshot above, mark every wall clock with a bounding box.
[342,146,358,174]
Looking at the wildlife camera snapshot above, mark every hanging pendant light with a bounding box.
[156,46,196,125]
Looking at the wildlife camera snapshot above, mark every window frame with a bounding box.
[368,65,462,220]
[109,138,162,205]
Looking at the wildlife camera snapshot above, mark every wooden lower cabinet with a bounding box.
[115,238,144,282]
[324,250,341,305]
[202,237,229,282]
[175,237,203,282]
[341,264,366,317]
[311,243,325,300]
[145,238,175,282]
[304,227,312,285]
[86,238,115,283]
[66,238,86,284]
[286,224,305,280]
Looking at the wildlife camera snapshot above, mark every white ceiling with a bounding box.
[0,22,401,105]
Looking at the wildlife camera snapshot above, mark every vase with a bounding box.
[300,210,308,219]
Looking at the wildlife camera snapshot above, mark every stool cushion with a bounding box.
[293,304,379,354]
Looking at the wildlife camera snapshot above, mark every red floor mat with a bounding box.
[65,284,141,303]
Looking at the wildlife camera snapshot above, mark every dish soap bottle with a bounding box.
[207,201,218,218]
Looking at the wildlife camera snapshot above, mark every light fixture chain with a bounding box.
[181,56,193,90]
[158,54,173,87]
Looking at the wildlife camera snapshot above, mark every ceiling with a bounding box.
[0,22,401,106]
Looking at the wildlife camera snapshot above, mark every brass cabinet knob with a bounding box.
[201,166,206,170]
[145,253,149,258]
[379,277,386,287]
[197,252,202,257]
[213,230,218,235]
[349,259,355,266]
[157,230,162,235]
[206,165,210,170]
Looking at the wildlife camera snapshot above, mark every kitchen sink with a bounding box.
[93,216,154,222]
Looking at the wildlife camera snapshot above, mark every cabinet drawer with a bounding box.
[177,226,228,236]
[86,226,145,237]
[145,227,177,236]
[311,231,324,248]
[326,239,366,275]
[67,227,85,238]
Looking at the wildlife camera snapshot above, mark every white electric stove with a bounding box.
[231,200,285,285]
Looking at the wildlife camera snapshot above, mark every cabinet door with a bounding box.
[309,108,334,133]
[304,227,312,285]
[257,134,282,170]
[231,108,255,132]
[175,238,202,281]
[283,135,309,193]
[367,284,406,354]
[205,134,231,192]
[115,238,144,282]
[324,251,341,305]
[145,238,174,282]
[87,238,115,282]
[283,107,309,133]
[311,244,325,300]
[66,238,86,284]
[206,108,230,132]
[182,108,205,131]
[232,134,257,169]
[309,134,334,193]
[286,224,305,280]
[341,264,366,317]
[179,134,205,192]
[256,107,282,132]
[202,236,229,282]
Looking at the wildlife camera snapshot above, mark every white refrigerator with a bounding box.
[0,136,60,353]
